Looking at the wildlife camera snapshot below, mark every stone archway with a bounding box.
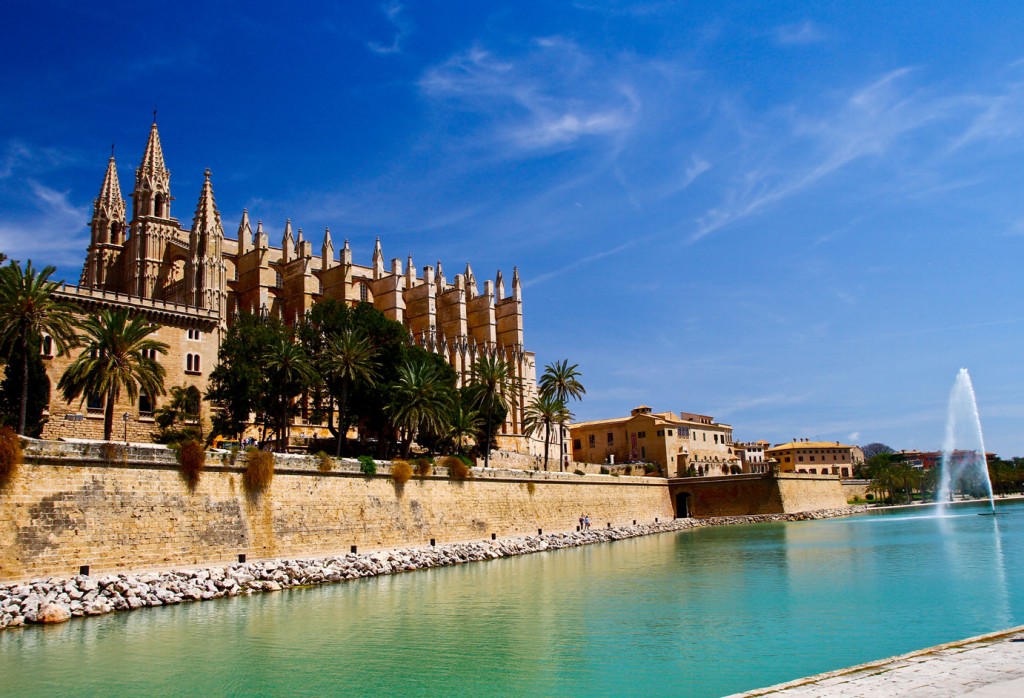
[674,492,691,518]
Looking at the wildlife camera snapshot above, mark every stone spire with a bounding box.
[372,237,384,279]
[282,219,294,262]
[406,254,416,286]
[256,219,268,249]
[81,153,128,287]
[341,238,352,265]
[132,120,171,219]
[436,260,446,287]
[512,266,522,301]
[495,269,505,299]
[190,169,222,250]
[187,169,226,313]
[321,227,335,269]
[237,208,252,255]
[465,262,477,298]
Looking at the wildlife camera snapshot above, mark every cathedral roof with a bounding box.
[140,121,168,175]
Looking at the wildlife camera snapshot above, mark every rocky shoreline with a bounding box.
[0,506,864,631]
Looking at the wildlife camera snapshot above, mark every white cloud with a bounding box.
[367,1,412,56]
[774,21,826,46]
[0,180,90,271]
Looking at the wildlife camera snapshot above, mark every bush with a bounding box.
[391,460,413,485]
[100,442,125,463]
[865,493,875,501]
[358,455,377,476]
[526,481,536,495]
[244,450,274,495]
[0,426,22,490]
[600,466,609,474]
[624,465,632,475]
[413,458,432,477]
[177,439,205,491]
[441,456,471,481]
[316,451,333,473]
[574,469,586,476]
[457,454,474,467]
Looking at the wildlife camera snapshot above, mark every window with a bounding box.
[588,434,596,448]
[607,432,614,444]
[810,456,815,462]
[142,348,158,361]
[40,335,53,356]
[638,431,647,439]
[186,353,201,374]
[573,439,581,450]
[359,283,368,302]
[87,394,104,413]
[139,392,153,416]
[798,456,804,462]
[187,329,202,341]
[275,271,283,288]
[667,429,673,436]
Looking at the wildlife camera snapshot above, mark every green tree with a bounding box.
[207,313,287,441]
[387,351,456,457]
[155,384,203,444]
[523,394,567,471]
[319,328,379,456]
[58,308,168,441]
[0,340,50,437]
[261,335,316,448]
[539,359,585,470]
[446,401,483,456]
[465,355,516,468]
[0,260,79,434]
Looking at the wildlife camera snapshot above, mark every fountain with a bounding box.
[937,368,996,514]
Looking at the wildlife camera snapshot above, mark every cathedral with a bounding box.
[41,120,541,455]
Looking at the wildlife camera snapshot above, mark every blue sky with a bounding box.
[3,1,1024,455]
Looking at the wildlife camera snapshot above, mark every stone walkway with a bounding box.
[731,625,1024,697]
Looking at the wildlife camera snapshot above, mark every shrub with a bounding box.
[316,451,333,473]
[100,441,125,463]
[600,466,609,475]
[244,450,274,495]
[865,493,875,501]
[391,460,413,485]
[0,426,22,490]
[413,458,432,477]
[574,469,586,476]
[441,456,471,481]
[457,454,474,467]
[526,481,536,495]
[177,439,205,491]
[358,455,377,476]
[643,463,655,474]
[624,465,632,475]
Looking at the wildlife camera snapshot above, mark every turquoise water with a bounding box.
[3,500,1023,697]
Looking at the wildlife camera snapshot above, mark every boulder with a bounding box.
[36,602,72,624]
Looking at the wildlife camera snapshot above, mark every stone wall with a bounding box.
[0,442,673,582]
[668,473,847,518]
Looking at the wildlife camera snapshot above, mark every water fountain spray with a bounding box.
[937,368,996,514]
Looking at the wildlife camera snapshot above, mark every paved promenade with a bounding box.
[732,625,1024,697]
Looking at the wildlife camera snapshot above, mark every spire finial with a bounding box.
[153,106,158,124]
[111,142,115,159]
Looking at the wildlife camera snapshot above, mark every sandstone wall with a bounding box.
[0,443,672,582]
[668,473,847,518]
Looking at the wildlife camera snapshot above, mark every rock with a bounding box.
[36,602,72,624]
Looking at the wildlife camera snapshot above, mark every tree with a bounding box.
[319,328,379,456]
[155,384,203,444]
[446,401,483,456]
[58,308,167,441]
[539,359,585,470]
[206,313,288,441]
[861,442,894,460]
[523,394,566,471]
[386,352,456,457]
[261,335,316,448]
[0,260,79,434]
[465,355,516,468]
[0,339,50,437]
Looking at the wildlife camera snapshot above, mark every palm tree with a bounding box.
[523,394,566,471]
[466,355,515,468]
[446,402,483,455]
[539,359,585,469]
[0,260,80,434]
[261,336,316,449]
[320,329,379,456]
[387,357,455,457]
[58,308,167,441]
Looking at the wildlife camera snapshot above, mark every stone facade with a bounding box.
[766,439,856,477]
[669,473,847,518]
[38,121,539,451]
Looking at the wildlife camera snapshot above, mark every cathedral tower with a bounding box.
[80,152,126,288]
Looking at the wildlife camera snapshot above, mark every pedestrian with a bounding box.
[584,514,590,530]
[579,514,584,530]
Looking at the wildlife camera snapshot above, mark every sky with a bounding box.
[2,1,1024,455]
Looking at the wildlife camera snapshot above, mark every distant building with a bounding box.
[569,406,739,476]
[734,440,770,474]
[766,439,855,477]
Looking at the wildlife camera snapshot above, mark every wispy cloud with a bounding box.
[0,180,90,270]
[773,21,826,46]
[419,38,640,154]
[367,1,412,56]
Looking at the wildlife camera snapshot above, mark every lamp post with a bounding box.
[123,412,132,447]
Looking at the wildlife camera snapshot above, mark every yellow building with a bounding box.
[765,439,855,477]
[569,406,740,477]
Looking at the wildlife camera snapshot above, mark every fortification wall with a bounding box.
[668,473,847,518]
[0,442,672,582]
